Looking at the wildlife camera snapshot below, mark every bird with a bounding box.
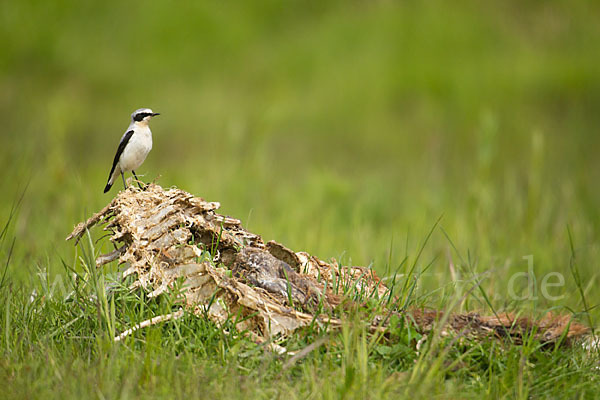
[103,108,160,193]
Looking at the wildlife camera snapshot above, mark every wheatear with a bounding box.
[103,108,160,193]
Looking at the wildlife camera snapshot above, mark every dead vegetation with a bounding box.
[66,184,589,350]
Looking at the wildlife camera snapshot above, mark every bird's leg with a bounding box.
[121,172,127,190]
[132,170,146,190]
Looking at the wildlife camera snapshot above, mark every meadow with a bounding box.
[1,1,599,398]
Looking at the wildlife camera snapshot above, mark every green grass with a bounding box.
[1,0,600,398]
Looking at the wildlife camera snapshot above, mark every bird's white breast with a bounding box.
[119,127,153,172]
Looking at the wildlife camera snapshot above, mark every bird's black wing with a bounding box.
[104,130,134,193]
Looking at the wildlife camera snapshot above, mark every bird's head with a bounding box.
[131,108,160,126]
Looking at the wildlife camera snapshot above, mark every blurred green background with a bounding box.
[1,0,599,313]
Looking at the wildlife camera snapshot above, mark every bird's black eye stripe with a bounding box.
[134,112,152,122]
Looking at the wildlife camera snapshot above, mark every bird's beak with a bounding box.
[152,113,160,117]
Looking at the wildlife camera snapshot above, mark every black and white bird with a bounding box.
[103,108,160,193]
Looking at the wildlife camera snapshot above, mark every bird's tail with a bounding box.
[103,168,118,193]
[103,181,112,193]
